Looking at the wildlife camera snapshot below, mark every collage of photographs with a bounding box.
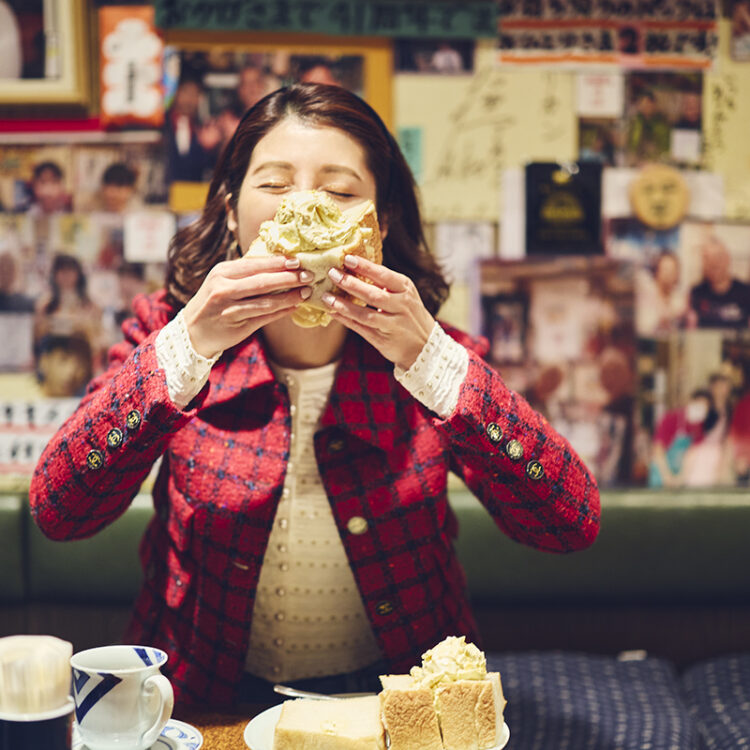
[0,2,748,490]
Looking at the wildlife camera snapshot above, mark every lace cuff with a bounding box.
[394,321,469,419]
[155,309,221,409]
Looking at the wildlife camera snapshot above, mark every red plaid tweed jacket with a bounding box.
[30,290,600,707]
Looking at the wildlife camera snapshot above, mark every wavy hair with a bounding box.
[165,83,448,315]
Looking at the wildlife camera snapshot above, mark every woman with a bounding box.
[30,84,600,708]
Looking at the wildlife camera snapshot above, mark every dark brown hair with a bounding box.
[165,83,448,315]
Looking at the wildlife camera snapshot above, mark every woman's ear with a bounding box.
[379,213,389,242]
[225,193,238,236]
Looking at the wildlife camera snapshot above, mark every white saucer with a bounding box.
[72,719,203,750]
[243,703,510,749]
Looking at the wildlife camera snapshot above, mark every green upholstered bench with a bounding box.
[0,495,28,636]
[3,486,750,662]
[0,496,25,602]
[451,488,750,664]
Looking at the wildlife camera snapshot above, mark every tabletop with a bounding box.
[176,704,272,750]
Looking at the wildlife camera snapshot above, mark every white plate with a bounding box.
[243,703,510,749]
[72,719,203,750]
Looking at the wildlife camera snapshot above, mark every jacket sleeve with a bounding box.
[29,293,200,541]
[438,334,601,554]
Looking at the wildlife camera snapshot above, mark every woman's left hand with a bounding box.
[322,255,435,370]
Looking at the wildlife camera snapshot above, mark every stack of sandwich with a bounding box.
[272,636,508,750]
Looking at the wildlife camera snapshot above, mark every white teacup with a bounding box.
[70,645,174,750]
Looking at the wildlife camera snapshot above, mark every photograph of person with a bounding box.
[26,161,73,216]
[33,253,103,371]
[731,0,750,60]
[0,0,44,79]
[394,39,475,74]
[623,73,704,167]
[578,118,621,167]
[678,222,750,329]
[71,143,168,212]
[635,250,689,337]
[29,83,601,709]
[164,50,365,185]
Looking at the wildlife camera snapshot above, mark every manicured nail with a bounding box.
[299,270,314,282]
[322,292,336,306]
[300,287,312,299]
[285,258,300,269]
[344,255,358,269]
[328,268,344,283]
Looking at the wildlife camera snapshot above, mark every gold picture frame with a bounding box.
[0,0,90,106]
[163,30,393,129]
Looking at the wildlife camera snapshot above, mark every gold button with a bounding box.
[506,439,524,462]
[106,428,123,449]
[486,422,503,443]
[86,449,104,471]
[330,438,345,453]
[375,600,395,616]
[347,516,368,535]
[526,460,545,480]
[125,409,141,431]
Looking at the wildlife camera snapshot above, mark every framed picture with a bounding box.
[161,30,392,212]
[0,0,90,106]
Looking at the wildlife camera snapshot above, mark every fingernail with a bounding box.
[300,287,312,300]
[328,268,344,283]
[299,270,314,282]
[344,255,358,269]
[322,292,336,306]
[285,258,300,269]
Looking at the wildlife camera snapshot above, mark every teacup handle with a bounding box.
[139,674,175,749]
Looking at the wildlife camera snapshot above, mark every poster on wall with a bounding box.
[497,0,719,69]
[623,72,704,167]
[99,5,164,129]
[525,162,603,255]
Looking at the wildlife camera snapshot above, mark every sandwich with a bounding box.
[245,189,383,328]
[380,636,507,750]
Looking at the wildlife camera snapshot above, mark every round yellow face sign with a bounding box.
[629,163,690,230]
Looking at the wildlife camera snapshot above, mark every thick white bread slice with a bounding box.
[380,685,444,750]
[477,673,506,749]
[246,198,383,328]
[435,672,506,750]
[272,695,385,750]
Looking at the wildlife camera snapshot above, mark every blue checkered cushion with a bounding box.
[487,651,697,750]
[682,654,750,750]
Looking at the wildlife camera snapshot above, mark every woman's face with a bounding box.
[228,118,379,252]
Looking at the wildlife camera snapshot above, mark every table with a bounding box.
[176,704,272,750]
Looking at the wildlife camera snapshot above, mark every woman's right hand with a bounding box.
[182,255,311,358]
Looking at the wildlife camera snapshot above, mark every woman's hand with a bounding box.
[183,255,312,358]
[321,255,435,370]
